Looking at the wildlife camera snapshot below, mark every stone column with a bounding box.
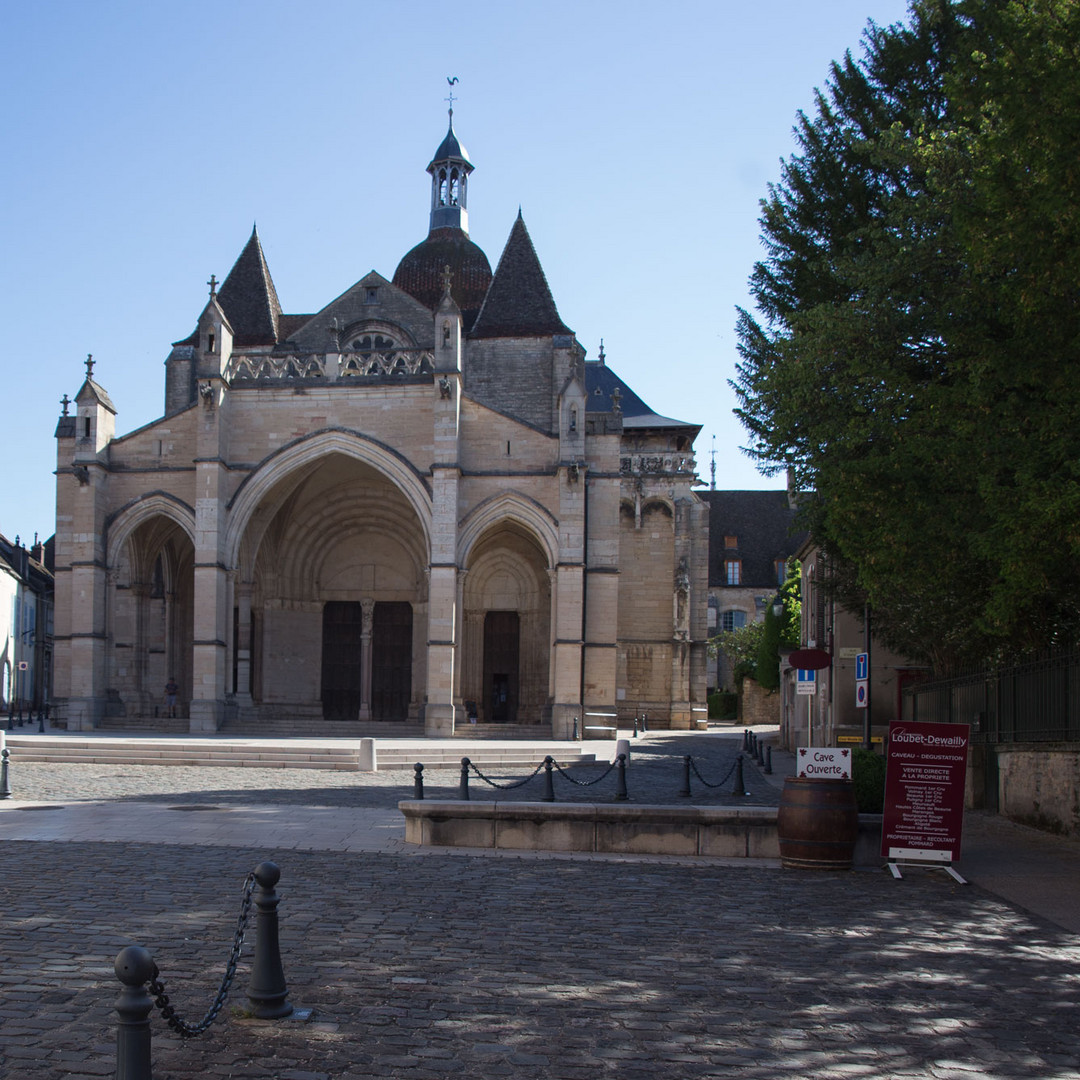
[235,582,253,706]
[359,598,374,720]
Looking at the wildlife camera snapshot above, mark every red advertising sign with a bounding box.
[880,721,970,864]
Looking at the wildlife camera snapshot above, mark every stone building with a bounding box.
[52,113,709,736]
[703,490,805,691]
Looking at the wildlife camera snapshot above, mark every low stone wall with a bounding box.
[400,801,885,865]
[995,745,1080,837]
[739,678,780,727]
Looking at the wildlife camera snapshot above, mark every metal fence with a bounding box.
[901,647,1080,744]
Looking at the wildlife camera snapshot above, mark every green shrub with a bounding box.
[851,747,886,813]
[708,691,737,720]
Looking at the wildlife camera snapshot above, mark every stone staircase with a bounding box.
[3,733,602,772]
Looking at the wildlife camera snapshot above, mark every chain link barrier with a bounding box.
[467,758,546,789]
[551,757,620,786]
[688,754,740,789]
[148,871,256,1038]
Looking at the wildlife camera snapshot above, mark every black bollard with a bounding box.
[742,728,749,751]
[458,757,471,800]
[678,755,692,798]
[614,753,628,802]
[572,715,579,740]
[542,756,555,802]
[0,747,11,799]
[765,746,773,774]
[413,762,425,799]
[247,862,293,1020]
[731,754,748,797]
[632,717,639,738]
[642,712,647,733]
[38,706,45,733]
[114,945,155,1080]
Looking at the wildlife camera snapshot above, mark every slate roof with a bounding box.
[584,360,699,433]
[470,212,573,339]
[701,490,807,588]
[216,225,282,346]
[428,114,472,169]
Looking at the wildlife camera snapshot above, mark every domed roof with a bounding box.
[393,227,493,327]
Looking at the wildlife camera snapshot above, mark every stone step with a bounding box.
[3,735,601,772]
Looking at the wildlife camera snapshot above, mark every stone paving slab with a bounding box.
[1,840,1079,1080]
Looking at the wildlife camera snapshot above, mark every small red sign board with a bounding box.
[881,721,969,864]
[788,648,831,670]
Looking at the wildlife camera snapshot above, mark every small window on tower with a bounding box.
[365,287,379,304]
[83,416,91,438]
[208,332,215,352]
[724,535,738,549]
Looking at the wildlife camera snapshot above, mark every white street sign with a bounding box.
[796,746,853,779]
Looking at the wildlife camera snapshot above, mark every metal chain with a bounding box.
[148,872,257,1038]
[468,759,546,789]
[688,755,739,789]
[551,757,619,786]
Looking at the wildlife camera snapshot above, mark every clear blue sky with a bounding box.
[0,0,911,548]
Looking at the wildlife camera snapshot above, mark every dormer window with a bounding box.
[208,331,215,353]
[569,406,577,432]
[83,416,91,438]
[365,287,379,305]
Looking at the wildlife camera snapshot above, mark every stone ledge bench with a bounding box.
[400,800,885,864]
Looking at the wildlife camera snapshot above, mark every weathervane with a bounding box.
[446,76,459,115]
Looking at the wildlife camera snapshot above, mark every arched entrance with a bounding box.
[462,523,551,725]
[239,452,427,722]
[110,516,195,719]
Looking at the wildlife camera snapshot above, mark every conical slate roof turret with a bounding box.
[216,224,282,346]
[470,212,572,339]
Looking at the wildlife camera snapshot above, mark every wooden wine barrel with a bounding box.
[777,777,858,870]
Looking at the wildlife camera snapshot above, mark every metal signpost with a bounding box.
[880,720,970,882]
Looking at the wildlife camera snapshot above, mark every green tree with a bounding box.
[711,619,766,688]
[733,0,1080,673]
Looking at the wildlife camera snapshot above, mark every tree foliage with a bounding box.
[733,0,1080,673]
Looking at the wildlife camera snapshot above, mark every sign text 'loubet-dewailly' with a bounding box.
[881,721,970,864]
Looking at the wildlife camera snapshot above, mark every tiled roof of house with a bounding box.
[470,212,573,339]
[702,490,807,588]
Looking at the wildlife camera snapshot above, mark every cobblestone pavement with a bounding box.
[2,839,1079,1080]
[8,732,779,809]
[4,734,1080,1079]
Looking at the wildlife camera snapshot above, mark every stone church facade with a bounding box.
[52,114,709,736]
